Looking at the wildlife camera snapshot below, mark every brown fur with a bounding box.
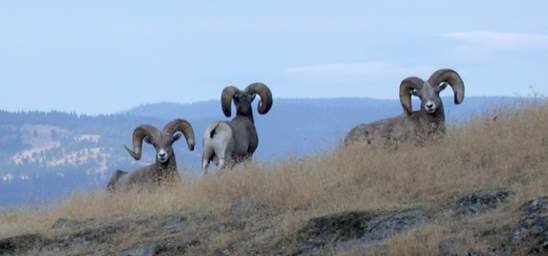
[107,119,195,191]
[345,69,464,147]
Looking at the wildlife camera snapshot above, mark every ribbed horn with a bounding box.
[245,82,273,114]
[124,125,160,160]
[399,77,425,115]
[163,119,196,151]
[428,68,465,105]
[221,86,240,117]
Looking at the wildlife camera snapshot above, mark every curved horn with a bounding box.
[124,125,159,160]
[245,82,273,114]
[221,86,240,117]
[399,77,425,115]
[428,68,465,104]
[163,119,196,151]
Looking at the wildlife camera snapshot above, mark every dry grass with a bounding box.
[1,100,547,254]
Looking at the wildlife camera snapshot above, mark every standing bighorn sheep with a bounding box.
[345,69,465,146]
[107,119,195,191]
[202,83,273,174]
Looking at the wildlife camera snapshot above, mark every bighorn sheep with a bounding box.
[202,83,273,174]
[344,69,465,147]
[107,119,195,191]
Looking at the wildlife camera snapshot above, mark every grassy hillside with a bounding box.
[0,100,547,255]
[0,97,517,207]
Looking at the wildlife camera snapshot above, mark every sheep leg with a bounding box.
[202,147,215,175]
[217,153,226,170]
[243,156,253,167]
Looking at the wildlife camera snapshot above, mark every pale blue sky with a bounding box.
[1,1,547,114]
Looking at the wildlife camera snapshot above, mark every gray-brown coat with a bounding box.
[345,69,465,147]
[202,83,273,174]
[107,119,195,191]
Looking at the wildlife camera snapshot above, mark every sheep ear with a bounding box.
[171,133,182,143]
[436,82,448,92]
[144,136,153,144]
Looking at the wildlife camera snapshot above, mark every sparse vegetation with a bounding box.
[1,100,547,255]
[0,97,519,206]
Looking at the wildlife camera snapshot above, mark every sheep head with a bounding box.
[221,83,273,117]
[400,69,465,115]
[124,119,195,164]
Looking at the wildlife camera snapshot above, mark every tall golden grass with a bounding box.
[1,100,547,253]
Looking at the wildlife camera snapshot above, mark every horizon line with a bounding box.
[0,95,527,117]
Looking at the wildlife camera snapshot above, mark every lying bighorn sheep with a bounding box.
[202,83,273,174]
[345,69,465,146]
[107,119,195,191]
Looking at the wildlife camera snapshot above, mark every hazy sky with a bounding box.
[1,1,547,114]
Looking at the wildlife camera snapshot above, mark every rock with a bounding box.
[51,218,70,229]
[121,237,200,256]
[69,223,123,244]
[454,189,514,216]
[494,196,548,256]
[187,212,207,226]
[439,239,486,256]
[135,215,157,226]
[121,244,156,256]
[453,250,484,256]
[294,208,426,253]
[439,238,462,255]
[297,211,373,246]
[518,196,548,215]
[259,228,274,241]
[51,218,85,229]
[162,215,188,232]
[0,233,45,255]
[510,215,548,256]
[361,208,426,242]
[50,221,126,250]
[215,219,248,233]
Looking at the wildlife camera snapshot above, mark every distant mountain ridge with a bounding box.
[127,97,518,121]
[0,97,520,206]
